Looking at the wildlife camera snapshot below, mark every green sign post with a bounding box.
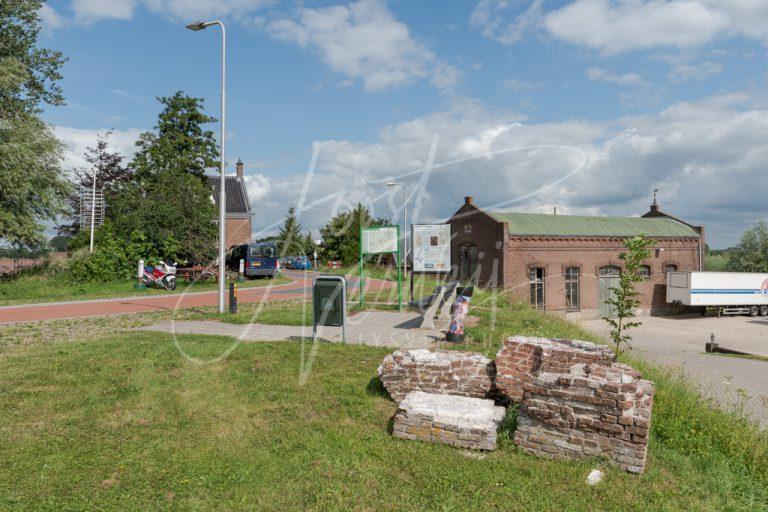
[359,225,402,309]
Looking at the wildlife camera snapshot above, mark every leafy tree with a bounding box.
[107,171,217,262]
[49,234,70,252]
[0,2,69,249]
[59,131,131,236]
[319,203,387,265]
[131,91,219,182]
[603,235,654,357]
[277,206,308,256]
[727,221,768,272]
[0,112,68,248]
[0,0,66,117]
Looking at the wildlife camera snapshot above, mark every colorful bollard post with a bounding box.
[238,258,245,282]
[229,281,238,314]
[134,259,146,290]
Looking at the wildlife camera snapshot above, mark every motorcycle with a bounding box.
[142,261,177,290]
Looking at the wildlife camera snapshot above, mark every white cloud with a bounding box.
[261,0,459,91]
[544,0,728,54]
[68,0,270,25]
[587,66,649,87]
[54,126,142,172]
[245,92,768,247]
[71,0,136,25]
[243,173,270,204]
[654,54,724,83]
[141,0,271,22]
[469,0,546,45]
[38,4,66,31]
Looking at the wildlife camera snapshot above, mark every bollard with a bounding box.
[134,259,146,290]
[238,258,246,282]
[229,281,238,314]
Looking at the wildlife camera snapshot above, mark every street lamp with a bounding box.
[187,20,227,314]
[387,182,408,301]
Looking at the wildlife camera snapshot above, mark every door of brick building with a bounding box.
[459,245,478,282]
[598,266,621,318]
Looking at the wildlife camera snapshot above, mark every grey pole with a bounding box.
[387,182,408,299]
[187,20,227,313]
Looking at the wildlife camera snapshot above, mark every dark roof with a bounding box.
[488,211,700,238]
[207,175,251,215]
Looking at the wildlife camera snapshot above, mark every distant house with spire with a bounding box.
[207,159,253,250]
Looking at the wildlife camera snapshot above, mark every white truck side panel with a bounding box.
[666,271,768,306]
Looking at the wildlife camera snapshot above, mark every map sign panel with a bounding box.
[412,224,451,272]
[361,226,399,255]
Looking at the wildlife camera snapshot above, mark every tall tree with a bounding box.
[59,132,130,236]
[319,203,387,265]
[277,206,307,256]
[130,91,219,182]
[0,0,66,118]
[0,3,68,248]
[107,172,217,262]
[727,221,768,272]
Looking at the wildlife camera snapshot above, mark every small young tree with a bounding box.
[603,235,654,357]
[277,206,306,257]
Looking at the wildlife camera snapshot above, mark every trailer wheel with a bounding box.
[760,305,768,317]
[749,305,759,317]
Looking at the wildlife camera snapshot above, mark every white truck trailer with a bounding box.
[666,271,768,316]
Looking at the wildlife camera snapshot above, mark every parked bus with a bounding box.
[227,241,280,278]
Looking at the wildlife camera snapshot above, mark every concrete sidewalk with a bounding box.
[138,311,446,349]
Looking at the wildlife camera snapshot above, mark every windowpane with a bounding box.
[637,265,651,278]
[529,268,544,309]
[665,264,678,273]
[565,266,579,310]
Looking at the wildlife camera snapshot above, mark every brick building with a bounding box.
[448,196,703,318]
[207,159,253,251]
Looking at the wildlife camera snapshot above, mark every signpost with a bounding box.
[412,224,451,273]
[411,224,452,298]
[312,275,347,343]
[360,225,402,309]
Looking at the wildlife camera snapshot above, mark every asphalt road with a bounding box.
[581,315,768,426]
[0,271,392,324]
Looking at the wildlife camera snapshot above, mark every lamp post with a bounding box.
[187,20,227,314]
[387,182,408,301]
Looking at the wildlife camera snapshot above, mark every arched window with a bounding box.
[665,264,678,273]
[565,267,580,310]
[637,265,651,278]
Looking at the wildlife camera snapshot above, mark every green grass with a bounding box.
[1,332,766,511]
[0,274,291,306]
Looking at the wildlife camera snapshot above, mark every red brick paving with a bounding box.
[0,272,394,324]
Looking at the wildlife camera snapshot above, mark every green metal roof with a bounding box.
[488,211,700,238]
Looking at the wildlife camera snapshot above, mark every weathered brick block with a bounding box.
[514,360,655,473]
[378,349,496,402]
[392,391,506,450]
[495,336,615,402]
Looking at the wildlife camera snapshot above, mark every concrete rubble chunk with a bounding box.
[392,391,506,451]
[378,349,496,402]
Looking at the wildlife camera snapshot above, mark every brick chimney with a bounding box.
[464,196,473,205]
[236,158,244,179]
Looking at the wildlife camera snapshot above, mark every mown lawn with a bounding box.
[0,274,291,306]
[1,332,766,511]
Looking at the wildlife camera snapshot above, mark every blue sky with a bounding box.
[39,0,768,248]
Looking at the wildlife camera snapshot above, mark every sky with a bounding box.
[38,0,768,248]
